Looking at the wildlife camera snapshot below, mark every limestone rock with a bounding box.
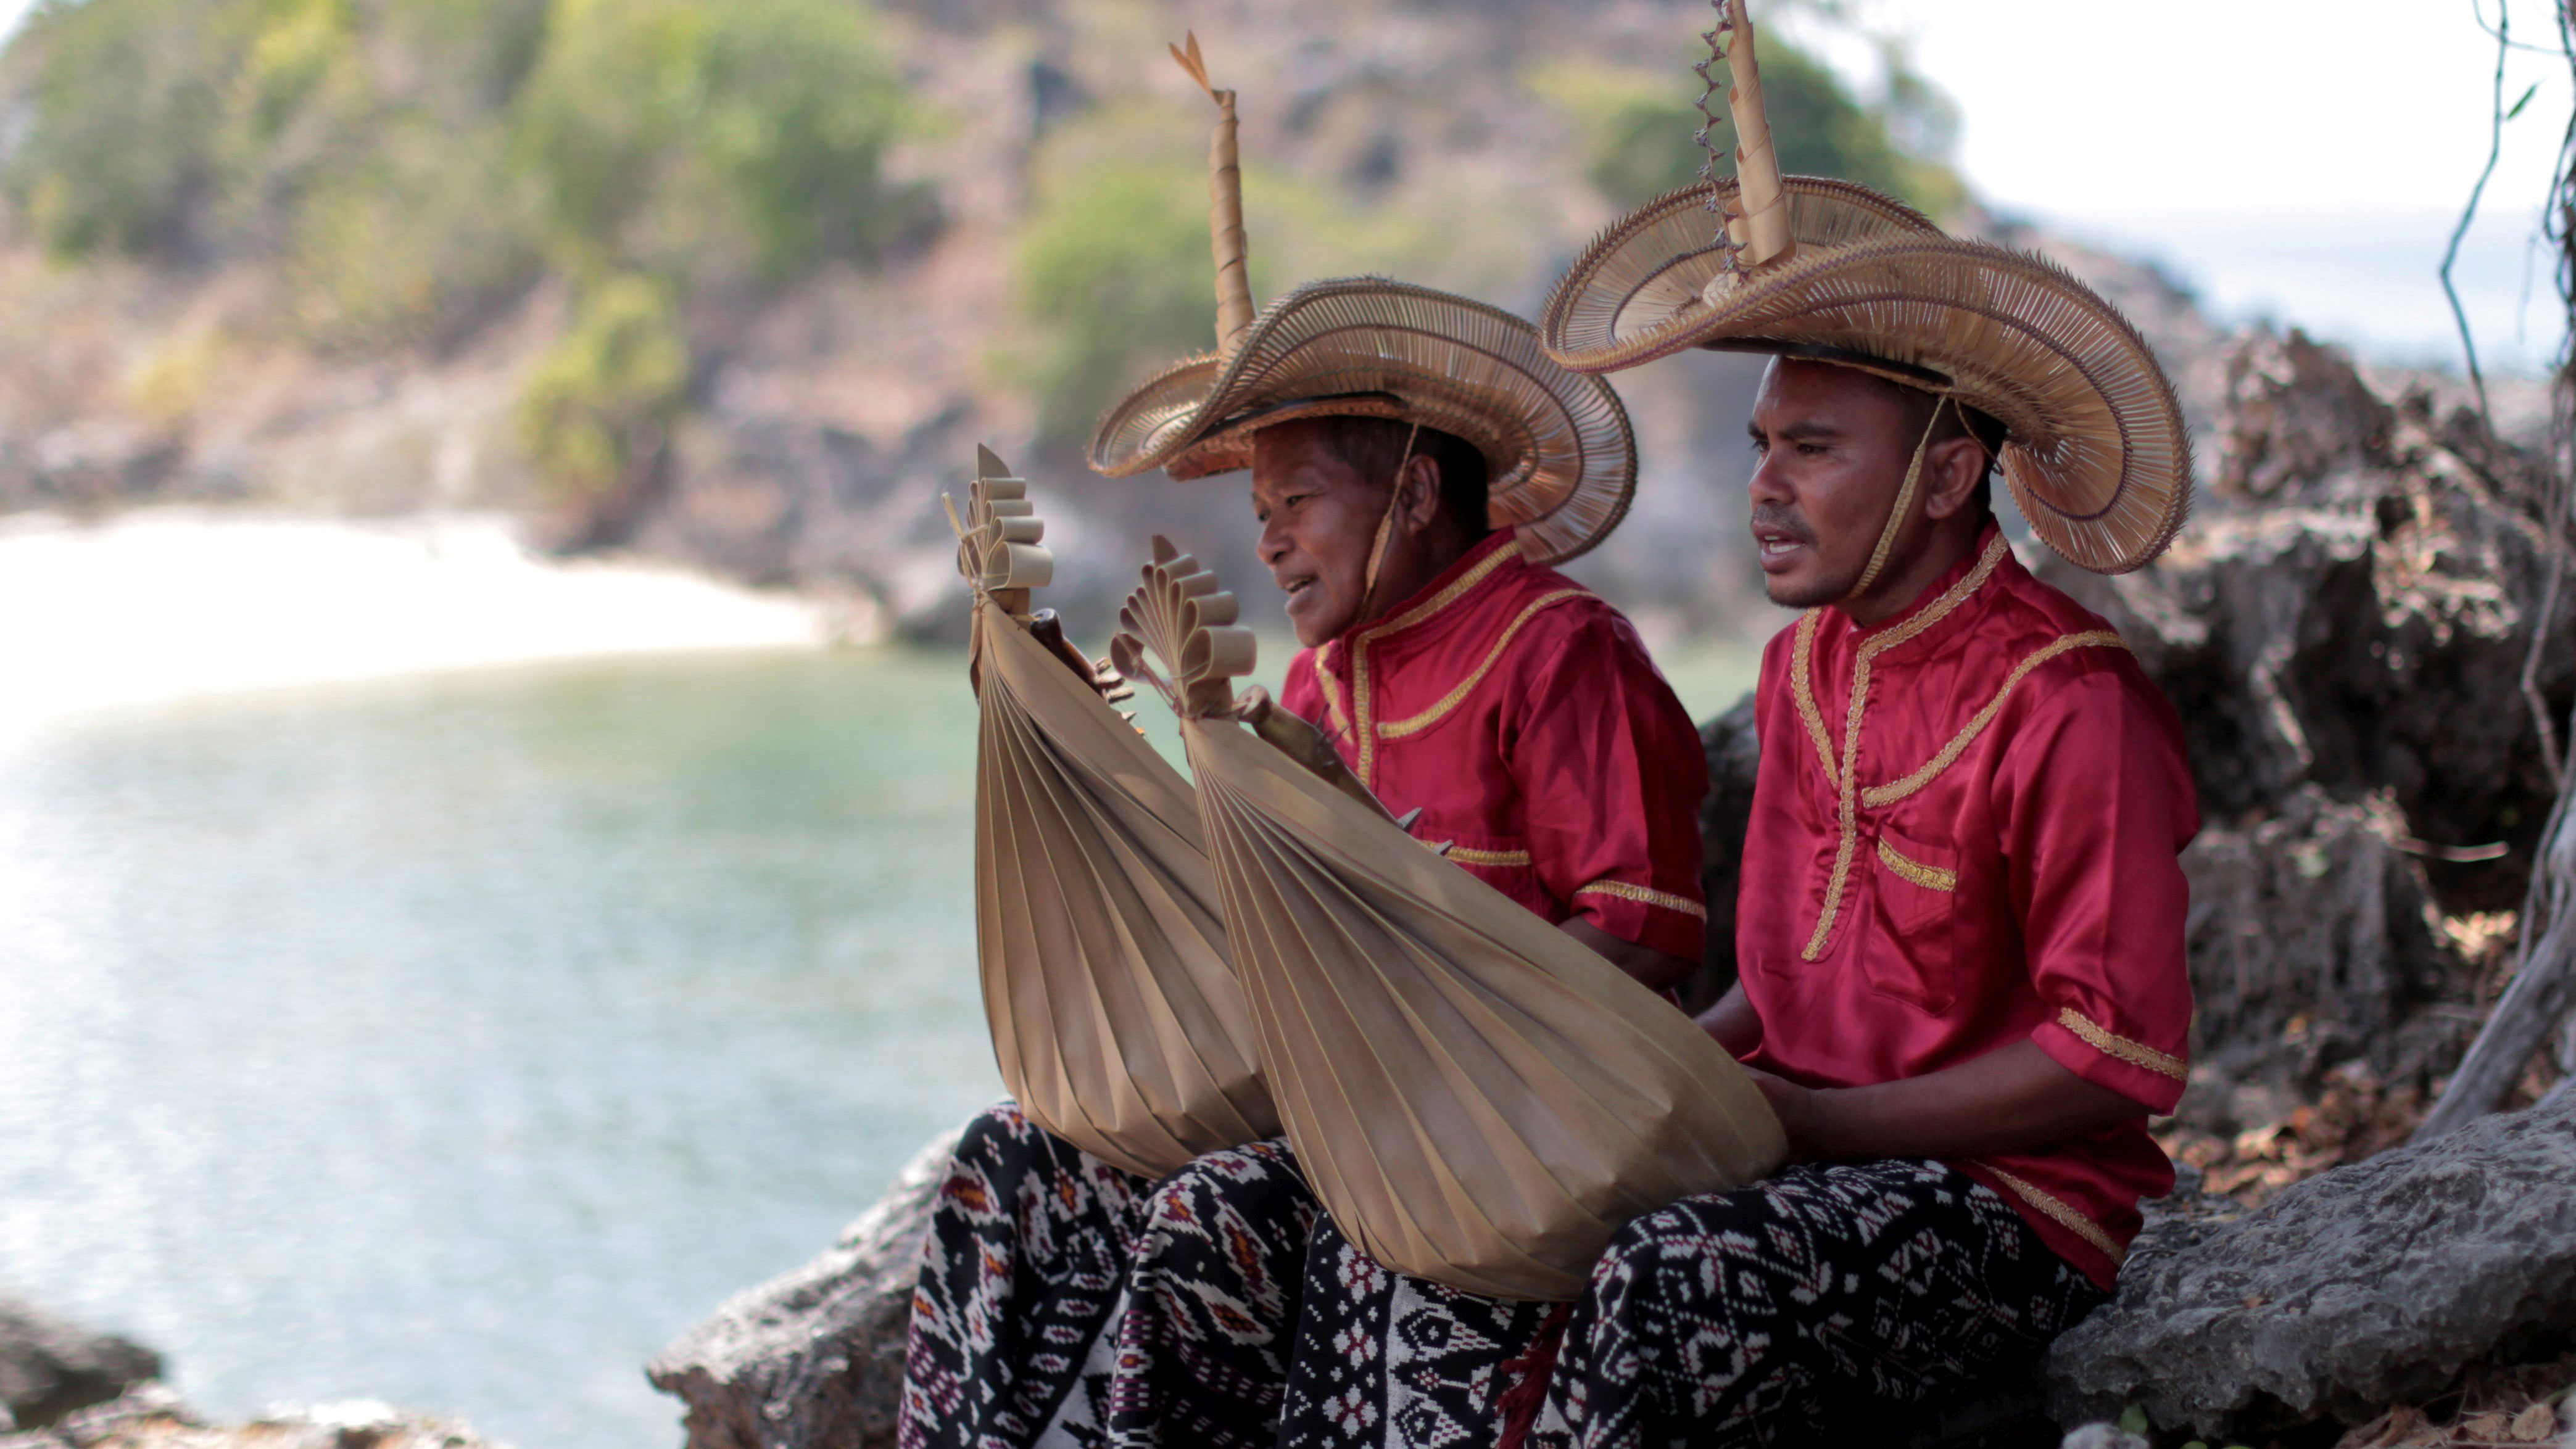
[1692,692,1760,1010]
[0,1296,160,1434]
[0,1385,503,1449]
[2042,1091,2576,1438]
[2178,786,2466,1098]
[2039,328,2574,918]
[647,1128,961,1449]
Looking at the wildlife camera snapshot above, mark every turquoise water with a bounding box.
[0,642,1753,1449]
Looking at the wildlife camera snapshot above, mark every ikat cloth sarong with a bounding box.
[898,1100,1315,1449]
[1280,1157,2102,1449]
[898,1107,2100,1449]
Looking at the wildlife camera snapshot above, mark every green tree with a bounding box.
[510,0,927,281]
[516,271,689,508]
[1013,156,1227,452]
[6,0,236,259]
[1536,40,1963,217]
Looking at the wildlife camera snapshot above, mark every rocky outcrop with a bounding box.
[0,1386,503,1449]
[2043,328,2572,916]
[1690,693,1761,1012]
[2177,786,2464,1096]
[2032,327,2574,1099]
[0,1298,495,1449]
[0,1296,159,1435]
[2044,1091,2576,1439]
[647,1128,962,1449]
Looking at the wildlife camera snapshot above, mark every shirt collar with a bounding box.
[1842,522,2013,650]
[1328,529,1524,658]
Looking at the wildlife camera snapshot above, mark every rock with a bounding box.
[0,1385,505,1449]
[2177,786,2467,1099]
[2026,327,2573,1099]
[2055,1425,2150,1449]
[2039,328,2574,918]
[1691,691,1760,1012]
[647,1128,962,1449]
[0,1295,160,1433]
[2042,1090,2576,1439]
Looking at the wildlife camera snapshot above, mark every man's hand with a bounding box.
[1559,917,1696,994]
[1695,983,1762,1057]
[1030,609,1133,703]
[1744,1040,2146,1165]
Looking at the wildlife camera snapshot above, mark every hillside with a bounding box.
[0,0,1998,640]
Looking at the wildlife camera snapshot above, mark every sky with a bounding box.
[0,0,2558,373]
[1838,0,2575,373]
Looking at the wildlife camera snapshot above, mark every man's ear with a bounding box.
[1920,436,1990,522]
[1394,453,1444,530]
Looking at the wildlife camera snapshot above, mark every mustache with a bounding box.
[1749,505,1816,545]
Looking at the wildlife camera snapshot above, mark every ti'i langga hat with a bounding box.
[1087,36,1641,566]
[1537,0,2192,576]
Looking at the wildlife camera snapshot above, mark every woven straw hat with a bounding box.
[1538,1,2192,576]
[1085,39,1639,566]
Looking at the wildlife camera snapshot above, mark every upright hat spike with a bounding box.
[1170,33,1255,357]
[1709,0,1795,270]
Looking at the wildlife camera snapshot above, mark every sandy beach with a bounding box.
[0,511,839,732]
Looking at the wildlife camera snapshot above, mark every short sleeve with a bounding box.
[1508,607,1711,960]
[1278,646,1326,728]
[2000,663,2200,1115]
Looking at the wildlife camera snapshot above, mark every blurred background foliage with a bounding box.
[1531,38,1962,215]
[0,0,1955,509]
[2,0,930,505]
[1005,96,1567,454]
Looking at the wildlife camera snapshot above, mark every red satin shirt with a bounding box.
[1737,526,2200,1289]
[1278,530,1710,961]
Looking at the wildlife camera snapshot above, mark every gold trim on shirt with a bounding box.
[2056,1006,2187,1083]
[1792,610,1837,791]
[1313,653,1351,736]
[1351,537,1526,788]
[1445,845,1534,867]
[1575,878,1709,920]
[1861,632,2129,809]
[1874,838,1957,891]
[1801,535,2011,961]
[1976,1163,2127,1266]
[1375,590,1589,741]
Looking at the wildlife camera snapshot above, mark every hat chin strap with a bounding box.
[1844,394,1953,601]
[1356,420,1426,621]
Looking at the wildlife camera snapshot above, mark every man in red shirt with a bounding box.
[1264,420,1710,980]
[1514,5,2200,1440]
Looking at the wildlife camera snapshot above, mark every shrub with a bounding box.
[1012,152,1225,452]
[2,0,927,320]
[5,0,234,260]
[1534,42,1963,217]
[516,272,689,507]
[510,0,928,281]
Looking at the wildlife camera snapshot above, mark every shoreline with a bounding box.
[0,509,851,733]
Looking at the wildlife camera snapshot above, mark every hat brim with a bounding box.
[1541,181,2191,574]
[1088,278,1638,566]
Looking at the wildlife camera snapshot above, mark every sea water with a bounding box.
[0,649,1000,1449]
[0,641,1753,1449]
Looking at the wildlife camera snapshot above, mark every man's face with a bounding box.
[1251,420,1393,648]
[1743,359,1923,609]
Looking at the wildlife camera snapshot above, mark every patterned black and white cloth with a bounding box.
[898,1102,1315,1449]
[898,1105,2102,1449]
[1525,1158,2106,1449]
